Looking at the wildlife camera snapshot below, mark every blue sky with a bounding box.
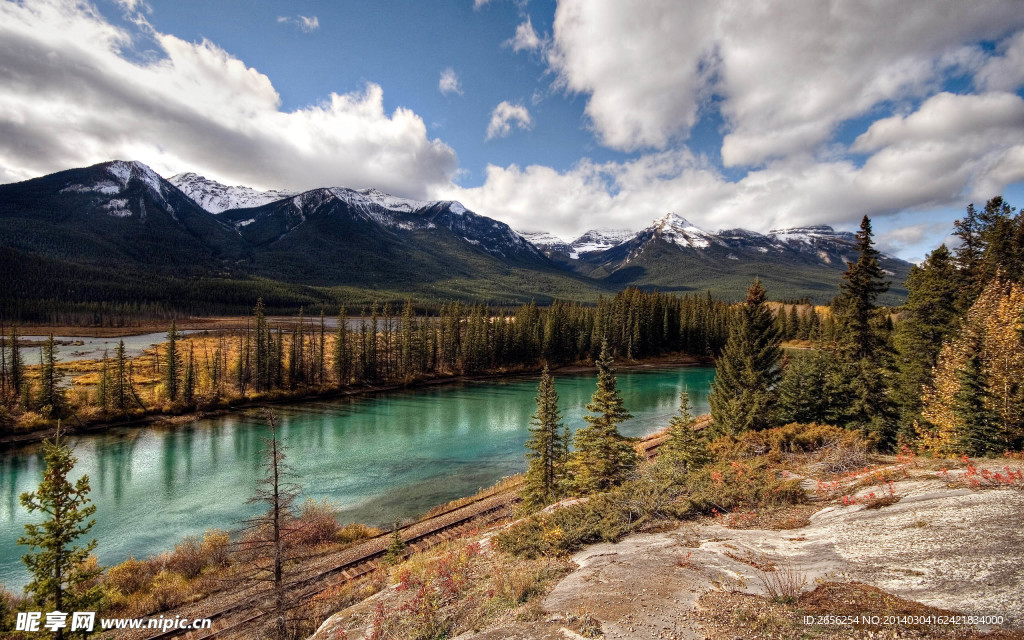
[1,0,1024,262]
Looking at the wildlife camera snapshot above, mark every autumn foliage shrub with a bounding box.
[165,536,206,579]
[289,499,343,547]
[709,423,870,462]
[105,556,154,596]
[150,570,191,610]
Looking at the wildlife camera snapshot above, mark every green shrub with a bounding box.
[684,458,805,515]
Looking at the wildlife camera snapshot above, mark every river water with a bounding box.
[0,365,714,590]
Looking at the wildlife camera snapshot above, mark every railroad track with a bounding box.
[129,483,521,640]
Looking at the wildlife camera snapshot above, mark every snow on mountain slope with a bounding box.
[647,213,718,249]
[570,229,634,257]
[169,172,297,213]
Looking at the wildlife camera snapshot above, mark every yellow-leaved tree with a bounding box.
[920,276,1024,456]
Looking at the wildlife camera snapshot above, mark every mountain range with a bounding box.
[0,160,911,313]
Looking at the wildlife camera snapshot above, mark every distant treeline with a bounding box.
[2,288,786,431]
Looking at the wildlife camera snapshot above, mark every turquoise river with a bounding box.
[0,365,714,590]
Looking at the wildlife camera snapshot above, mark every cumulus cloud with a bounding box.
[438,67,462,96]
[277,15,319,33]
[0,0,455,196]
[486,102,532,140]
[505,16,542,52]
[975,31,1024,92]
[436,91,1024,239]
[547,0,1024,164]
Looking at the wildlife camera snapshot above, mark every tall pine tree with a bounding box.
[164,322,180,402]
[19,427,102,636]
[893,245,959,432]
[833,216,890,361]
[708,279,782,436]
[522,366,567,509]
[567,341,638,494]
[658,390,711,475]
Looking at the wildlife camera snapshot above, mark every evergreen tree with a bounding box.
[182,343,196,405]
[833,216,890,361]
[37,335,64,417]
[18,427,102,636]
[708,279,782,436]
[113,340,128,411]
[8,326,23,406]
[777,349,848,426]
[893,245,959,432]
[334,309,350,386]
[97,350,110,413]
[522,366,566,509]
[253,299,270,393]
[952,333,1001,456]
[567,341,638,494]
[657,390,711,474]
[164,322,180,401]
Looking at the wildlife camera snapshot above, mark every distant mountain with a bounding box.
[0,160,243,275]
[0,161,602,311]
[522,228,634,260]
[168,172,297,214]
[216,186,555,287]
[567,214,911,303]
[0,161,914,314]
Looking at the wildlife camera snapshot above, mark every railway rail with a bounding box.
[126,482,521,640]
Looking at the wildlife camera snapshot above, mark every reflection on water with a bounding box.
[0,365,714,589]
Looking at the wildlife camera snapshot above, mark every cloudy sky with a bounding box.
[2,0,1024,261]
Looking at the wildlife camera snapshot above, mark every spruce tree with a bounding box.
[8,326,23,406]
[833,216,890,361]
[522,366,566,509]
[18,426,102,636]
[182,343,196,405]
[113,340,128,411]
[893,245,959,432]
[708,279,782,436]
[953,333,1001,456]
[164,322,180,402]
[657,390,711,475]
[97,349,110,413]
[567,341,638,494]
[37,335,64,417]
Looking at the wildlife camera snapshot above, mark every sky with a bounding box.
[1,0,1024,262]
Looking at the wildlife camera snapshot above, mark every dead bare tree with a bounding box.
[243,409,301,639]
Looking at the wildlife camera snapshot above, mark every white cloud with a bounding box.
[486,101,532,140]
[277,15,319,33]
[473,0,494,8]
[0,0,455,196]
[547,0,1024,164]
[505,16,542,52]
[975,31,1024,92]
[439,67,462,96]
[437,92,1024,240]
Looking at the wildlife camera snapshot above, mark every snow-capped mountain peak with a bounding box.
[649,212,715,249]
[169,172,297,214]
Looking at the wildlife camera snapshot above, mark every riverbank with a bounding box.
[0,352,708,450]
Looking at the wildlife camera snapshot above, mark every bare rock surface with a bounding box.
[311,475,1024,639]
